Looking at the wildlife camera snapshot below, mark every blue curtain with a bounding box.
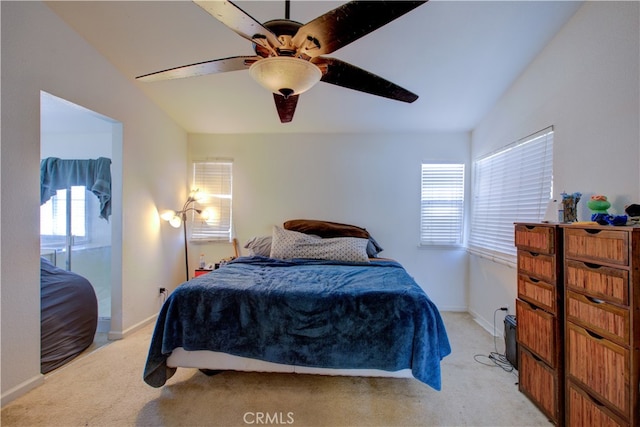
[40,157,112,220]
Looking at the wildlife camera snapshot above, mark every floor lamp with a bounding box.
[161,191,208,282]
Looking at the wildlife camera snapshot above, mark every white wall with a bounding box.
[41,133,113,159]
[188,132,470,311]
[468,1,640,331]
[1,2,188,404]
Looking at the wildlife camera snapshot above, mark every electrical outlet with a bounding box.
[159,287,166,295]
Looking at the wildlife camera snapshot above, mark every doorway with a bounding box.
[40,91,122,335]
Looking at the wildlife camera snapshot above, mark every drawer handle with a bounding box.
[528,276,540,283]
[585,228,602,235]
[582,388,606,408]
[585,295,605,304]
[529,352,543,362]
[583,262,602,269]
[525,225,536,230]
[585,329,604,340]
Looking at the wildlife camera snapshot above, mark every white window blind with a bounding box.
[468,127,554,260]
[190,160,233,241]
[420,163,465,246]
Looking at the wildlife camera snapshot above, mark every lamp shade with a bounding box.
[160,210,176,221]
[169,215,182,228]
[249,57,322,98]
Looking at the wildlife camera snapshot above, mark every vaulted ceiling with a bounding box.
[46,1,582,134]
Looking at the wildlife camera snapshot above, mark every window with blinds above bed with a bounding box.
[190,160,233,242]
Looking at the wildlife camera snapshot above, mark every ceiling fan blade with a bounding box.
[136,55,259,82]
[314,57,418,103]
[194,1,282,49]
[292,1,427,58]
[272,93,299,123]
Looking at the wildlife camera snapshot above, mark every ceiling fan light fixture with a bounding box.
[249,57,321,97]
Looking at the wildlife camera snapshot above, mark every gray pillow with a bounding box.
[243,235,272,257]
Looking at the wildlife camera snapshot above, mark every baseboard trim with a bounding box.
[1,374,44,408]
[438,306,467,312]
[107,313,157,340]
[468,308,504,337]
[97,317,111,333]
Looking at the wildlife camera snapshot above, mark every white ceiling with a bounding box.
[45,1,582,134]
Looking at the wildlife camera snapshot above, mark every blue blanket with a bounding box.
[143,257,451,390]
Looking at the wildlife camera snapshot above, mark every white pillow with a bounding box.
[270,226,370,263]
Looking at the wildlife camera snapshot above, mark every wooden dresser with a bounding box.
[514,223,564,424]
[562,224,639,426]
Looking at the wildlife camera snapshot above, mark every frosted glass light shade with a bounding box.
[160,210,176,221]
[249,57,321,97]
[169,215,182,228]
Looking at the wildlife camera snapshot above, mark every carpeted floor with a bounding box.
[1,312,551,426]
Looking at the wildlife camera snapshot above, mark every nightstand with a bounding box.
[194,269,213,277]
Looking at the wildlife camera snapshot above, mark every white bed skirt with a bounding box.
[167,347,413,379]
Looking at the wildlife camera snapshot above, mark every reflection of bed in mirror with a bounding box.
[143,220,451,390]
[40,257,98,374]
[39,156,110,374]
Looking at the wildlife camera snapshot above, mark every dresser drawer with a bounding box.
[518,251,557,284]
[567,380,629,427]
[519,347,559,423]
[516,299,556,367]
[566,323,630,418]
[564,227,629,266]
[566,290,629,346]
[515,224,555,254]
[518,274,556,314]
[565,260,629,306]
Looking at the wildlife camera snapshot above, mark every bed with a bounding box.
[143,222,451,390]
[40,257,98,374]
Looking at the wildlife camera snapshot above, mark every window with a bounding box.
[420,163,465,246]
[40,186,87,245]
[468,127,554,260]
[190,160,233,241]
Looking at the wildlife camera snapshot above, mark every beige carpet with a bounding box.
[1,312,551,426]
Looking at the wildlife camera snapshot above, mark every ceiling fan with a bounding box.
[136,0,427,123]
